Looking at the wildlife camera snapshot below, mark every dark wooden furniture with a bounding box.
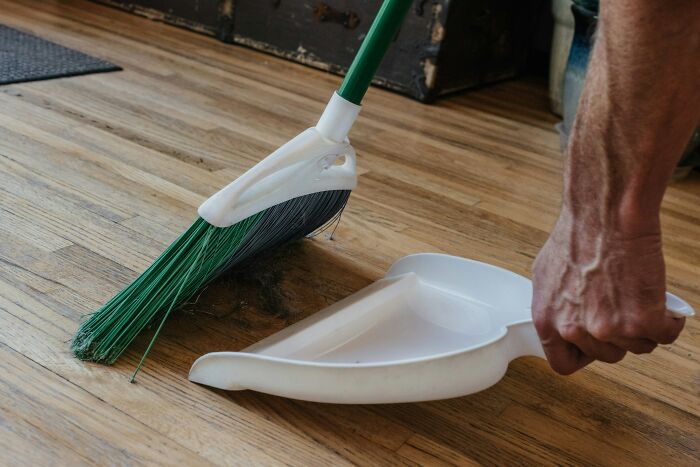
[94,0,538,102]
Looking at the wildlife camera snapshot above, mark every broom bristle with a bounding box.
[72,190,351,366]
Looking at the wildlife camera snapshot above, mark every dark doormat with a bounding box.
[0,25,121,85]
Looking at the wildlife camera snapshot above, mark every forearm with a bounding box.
[532,0,695,374]
[565,0,700,238]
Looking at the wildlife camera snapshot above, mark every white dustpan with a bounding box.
[188,254,694,404]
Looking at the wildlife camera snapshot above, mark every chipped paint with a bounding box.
[422,59,437,90]
[430,4,445,42]
[314,2,361,30]
[220,0,233,17]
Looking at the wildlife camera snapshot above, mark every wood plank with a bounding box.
[0,277,352,466]
[0,344,210,466]
[397,434,481,466]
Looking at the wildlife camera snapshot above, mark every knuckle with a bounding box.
[532,312,549,334]
[558,322,586,342]
[620,321,645,339]
[532,311,544,327]
[588,320,616,341]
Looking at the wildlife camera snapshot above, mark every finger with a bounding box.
[648,316,685,344]
[569,333,627,364]
[541,333,594,375]
[609,337,657,355]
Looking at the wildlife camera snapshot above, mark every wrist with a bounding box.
[547,208,662,275]
[561,188,661,240]
[553,201,661,264]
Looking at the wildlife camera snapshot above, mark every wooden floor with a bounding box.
[1,1,698,465]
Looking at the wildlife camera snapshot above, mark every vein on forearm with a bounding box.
[563,0,700,239]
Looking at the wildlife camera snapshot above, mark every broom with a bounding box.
[71,0,413,379]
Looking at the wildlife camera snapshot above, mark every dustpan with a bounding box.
[188,254,694,404]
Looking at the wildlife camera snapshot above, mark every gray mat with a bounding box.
[0,25,121,85]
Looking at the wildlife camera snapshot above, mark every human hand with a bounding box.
[531,210,685,375]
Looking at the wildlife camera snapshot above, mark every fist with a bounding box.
[531,216,685,375]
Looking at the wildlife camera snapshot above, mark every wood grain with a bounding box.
[0,1,698,465]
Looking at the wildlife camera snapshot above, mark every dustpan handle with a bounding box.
[337,0,412,105]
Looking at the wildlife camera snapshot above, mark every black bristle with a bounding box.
[219,189,351,272]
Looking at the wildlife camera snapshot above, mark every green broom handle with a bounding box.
[337,0,412,105]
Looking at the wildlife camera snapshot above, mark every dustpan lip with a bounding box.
[192,319,535,370]
[385,252,531,286]
[192,254,535,369]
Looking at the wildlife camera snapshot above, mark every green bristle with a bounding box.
[71,190,351,379]
[71,214,262,366]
